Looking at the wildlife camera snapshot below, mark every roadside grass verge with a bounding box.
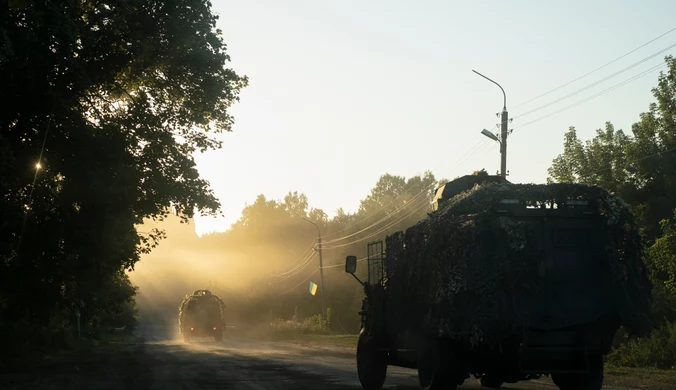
[237,319,358,351]
[273,333,358,350]
[0,330,144,389]
[251,328,676,389]
[0,329,139,374]
[604,365,676,389]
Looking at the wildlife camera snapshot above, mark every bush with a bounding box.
[268,312,331,335]
[607,322,676,369]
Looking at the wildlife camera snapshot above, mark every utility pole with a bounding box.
[302,217,326,322]
[473,69,510,179]
[500,108,508,179]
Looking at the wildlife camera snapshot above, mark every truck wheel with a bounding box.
[357,328,387,389]
[551,355,603,390]
[479,374,504,388]
[418,337,458,390]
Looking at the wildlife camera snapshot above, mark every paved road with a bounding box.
[5,324,606,389]
[130,324,558,390]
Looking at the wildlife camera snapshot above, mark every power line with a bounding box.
[587,146,676,176]
[321,189,431,245]
[279,268,319,295]
[322,199,430,250]
[271,140,490,285]
[321,256,368,269]
[511,26,676,110]
[269,252,316,283]
[271,240,316,277]
[322,138,490,244]
[322,188,437,247]
[512,42,676,120]
[272,141,490,288]
[512,61,667,132]
[322,138,487,240]
[270,244,321,282]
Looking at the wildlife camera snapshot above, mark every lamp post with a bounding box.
[473,69,509,178]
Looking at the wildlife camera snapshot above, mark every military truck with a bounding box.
[344,175,653,390]
[178,290,226,342]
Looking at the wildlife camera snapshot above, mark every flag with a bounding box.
[309,281,318,296]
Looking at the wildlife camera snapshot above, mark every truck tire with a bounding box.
[356,328,387,389]
[479,374,504,388]
[418,337,458,390]
[551,355,603,390]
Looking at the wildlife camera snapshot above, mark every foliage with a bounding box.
[548,55,676,366]
[267,313,331,336]
[607,321,676,369]
[0,0,246,357]
[650,212,676,294]
[548,56,676,242]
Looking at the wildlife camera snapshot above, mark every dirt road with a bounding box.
[0,324,638,389]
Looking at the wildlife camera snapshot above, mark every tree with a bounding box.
[0,0,246,349]
[548,56,676,241]
[284,191,309,219]
[548,55,676,326]
[547,123,632,194]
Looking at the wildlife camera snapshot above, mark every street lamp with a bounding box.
[473,69,510,179]
[301,217,326,322]
[481,129,499,142]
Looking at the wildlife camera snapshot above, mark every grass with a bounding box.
[263,331,676,389]
[237,316,360,350]
[605,365,676,389]
[276,333,359,350]
[0,330,139,374]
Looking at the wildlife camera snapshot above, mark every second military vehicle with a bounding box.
[178,289,227,342]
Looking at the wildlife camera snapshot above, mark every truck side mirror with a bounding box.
[345,255,357,274]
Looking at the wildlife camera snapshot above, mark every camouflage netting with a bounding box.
[178,291,227,334]
[382,183,653,347]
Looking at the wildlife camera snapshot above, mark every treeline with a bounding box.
[130,171,452,334]
[0,0,246,362]
[195,171,449,333]
[548,56,676,367]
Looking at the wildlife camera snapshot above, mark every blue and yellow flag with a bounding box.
[309,281,318,295]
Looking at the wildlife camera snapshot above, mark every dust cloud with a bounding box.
[129,215,283,337]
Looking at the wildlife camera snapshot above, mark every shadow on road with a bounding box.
[1,324,558,390]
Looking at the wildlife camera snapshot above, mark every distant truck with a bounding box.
[178,290,226,342]
[344,175,653,390]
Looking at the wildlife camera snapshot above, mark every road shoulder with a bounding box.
[0,334,152,390]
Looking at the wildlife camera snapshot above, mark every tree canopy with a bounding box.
[548,55,676,324]
[0,0,246,354]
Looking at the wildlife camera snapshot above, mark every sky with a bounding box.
[190,0,676,236]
